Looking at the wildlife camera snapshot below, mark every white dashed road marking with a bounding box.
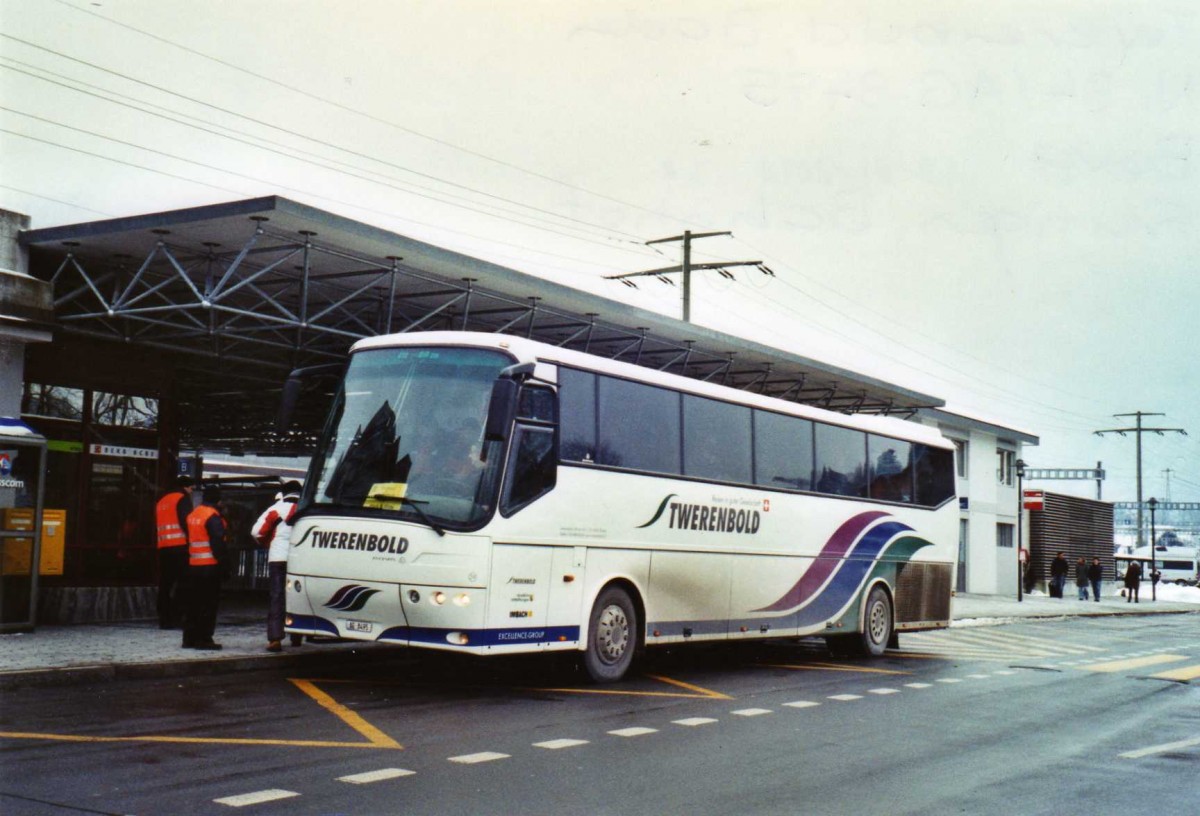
[1120,736,1200,760]
[828,694,862,701]
[904,682,932,689]
[609,727,658,737]
[215,790,300,808]
[783,700,820,709]
[732,708,772,717]
[935,678,962,684]
[673,717,718,727]
[337,768,415,784]
[449,752,510,764]
[868,688,900,695]
[534,738,590,750]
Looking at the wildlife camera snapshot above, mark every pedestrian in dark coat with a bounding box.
[154,476,194,628]
[1088,557,1103,602]
[1049,552,1070,599]
[1123,560,1142,603]
[1074,557,1090,600]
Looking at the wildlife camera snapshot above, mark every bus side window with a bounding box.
[501,426,556,515]
[913,444,955,507]
[558,368,596,463]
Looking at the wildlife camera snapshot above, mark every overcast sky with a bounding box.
[1,1,1197,504]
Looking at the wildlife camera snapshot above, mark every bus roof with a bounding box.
[353,331,953,448]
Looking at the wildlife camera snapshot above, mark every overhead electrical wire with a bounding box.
[716,238,1114,427]
[0,32,658,251]
[0,122,638,275]
[0,62,662,261]
[643,238,1105,431]
[49,0,697,230]
[730,236,1111,408]
[0,183,113,217]
[686,282,1101,435]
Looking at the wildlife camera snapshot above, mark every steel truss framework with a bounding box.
[24,197,941,454]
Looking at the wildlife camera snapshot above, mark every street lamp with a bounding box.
[1148,497,1158,602]
[1016,459,1026,602]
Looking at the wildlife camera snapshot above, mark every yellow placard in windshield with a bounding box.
[364,482,407,510]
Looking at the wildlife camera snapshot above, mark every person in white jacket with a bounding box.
[252,480,303,652]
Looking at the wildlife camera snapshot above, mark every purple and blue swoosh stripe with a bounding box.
[754,511,925,625]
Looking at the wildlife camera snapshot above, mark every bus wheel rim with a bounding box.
[596,604,629,663]
[868,599,888,643]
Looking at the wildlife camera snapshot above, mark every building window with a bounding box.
[22,384,85,421]
[997,448,1015,486]
[953,438,968,479]
[996,522,1014,548]
[92,392,158,429]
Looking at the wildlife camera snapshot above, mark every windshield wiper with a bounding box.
[367,493,446,537]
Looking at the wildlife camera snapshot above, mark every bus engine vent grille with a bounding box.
[894,562,952,624]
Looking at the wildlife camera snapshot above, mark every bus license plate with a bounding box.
[345,620,374,633]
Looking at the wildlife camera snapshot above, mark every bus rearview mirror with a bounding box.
[484,378,519,443]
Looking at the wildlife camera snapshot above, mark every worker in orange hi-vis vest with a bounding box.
[183,485,228,650]
[252,480,303,652]
[154,476,195,629]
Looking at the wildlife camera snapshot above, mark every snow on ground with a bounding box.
[1145,582,1200,604]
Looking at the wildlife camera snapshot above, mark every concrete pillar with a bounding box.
[0,209,52,414]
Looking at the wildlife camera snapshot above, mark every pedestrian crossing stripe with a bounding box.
[1149,664,1200,682]
[898,628,1106,660]
[1080,655,1187,673]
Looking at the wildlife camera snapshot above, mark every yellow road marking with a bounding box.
[287,679,401,749]
[1149,664,1200,682]
[529,674,732,700]
[313,673,732,700]
[0,731,384,749]
[0,679,402,751]
[890,649,1010,661]
[764,662,910,676]
[1080,655,1188,673]
[645,674,733,699]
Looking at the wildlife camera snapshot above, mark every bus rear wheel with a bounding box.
[826,584,893,658]
[582,586,637,683]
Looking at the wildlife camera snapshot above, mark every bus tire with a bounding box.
[825,584,892,658]
[582,586,637,683]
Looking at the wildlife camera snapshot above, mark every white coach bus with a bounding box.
[284,332,957,682]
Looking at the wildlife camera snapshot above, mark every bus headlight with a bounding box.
[453,593,471,607]
[432,591,446,605]
[447,632,469,645]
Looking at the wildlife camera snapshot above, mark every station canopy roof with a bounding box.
[22,196,943,454]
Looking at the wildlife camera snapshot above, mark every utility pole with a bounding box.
[605,230,773,322]
[1162,468,1173,503]
[1094,412,1187,550]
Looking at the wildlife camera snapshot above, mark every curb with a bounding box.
[953,607,1200,625]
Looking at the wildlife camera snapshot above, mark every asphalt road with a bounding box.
[2,614,1198,816]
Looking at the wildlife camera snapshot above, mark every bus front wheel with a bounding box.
[582,586,637,683]
[826,584,893,658]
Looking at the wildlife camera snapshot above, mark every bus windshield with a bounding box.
[304,345,511,528]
